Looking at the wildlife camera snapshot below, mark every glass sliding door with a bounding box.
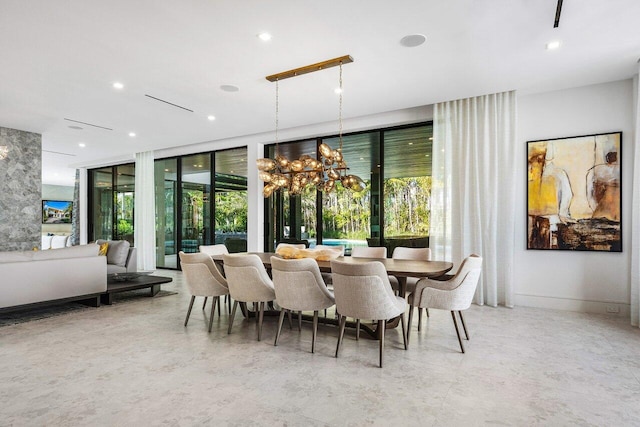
[155,158,177,268]
[180,154,211,253]
[321,132,378,253]
[382,125,432,255]
[90,167,114,241]
[114,164,135,244]
[214,147,248,253]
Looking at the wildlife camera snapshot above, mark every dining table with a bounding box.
[211,252,453,339]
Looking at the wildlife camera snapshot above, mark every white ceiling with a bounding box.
[1,0,639,186]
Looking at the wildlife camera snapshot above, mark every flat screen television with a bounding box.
[42,200,73,224]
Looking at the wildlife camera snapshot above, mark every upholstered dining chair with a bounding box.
[330,259,408,368]
[351,246,387,259]
[389,247,432,329]
[222,254,276,341]
[178,251,229,333]
[271,257,335,353]
[407,254,483,353]
[198,244,230,312]
[276,242,307,250]
[313,245,345,287]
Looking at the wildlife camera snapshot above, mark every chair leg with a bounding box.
[400,313,408,350]
[407,305,414,346]
[451,310,465,353]
[458,310,469,340]
[217,296,222,317]
[208,296,217,333]
[202,296,208,310]
[312,310,319,353]
[378,319,385,368]
[228,300,239,334]
[287,310,293,329]
[298,311,302,332]
[426,308,430,318]
[355,319,360,341]
[418,308,423,331]
[274,309,286,346]
[258,302,265,341]
[335,315,347,358]
[184,295,196,327]
[226,295,231,314]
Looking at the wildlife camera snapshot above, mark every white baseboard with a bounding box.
[514,294,630,318]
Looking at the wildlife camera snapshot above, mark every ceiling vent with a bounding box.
[144,94,194,112]
[63,118,113,131]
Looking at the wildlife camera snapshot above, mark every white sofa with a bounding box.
[95,240,137,275]
[0,245,107,310]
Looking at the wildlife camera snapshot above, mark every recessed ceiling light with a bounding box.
[220,85,239,92]
[334,88,343,94]
[408,142,413,145]
[258,32,272,41]
[129,132,136,137]
[68,125,83,130]
[164,169,169,172]
[78,143,86,148]
[400,34,427,48]
[546,40,561,50]
[113,82,124,90]
[428,137,433,141]
[230,170,234,173]
[359,157,364,160]
[207,115,216,121]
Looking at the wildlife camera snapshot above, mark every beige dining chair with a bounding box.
[178,251,229,333]
[198,244,230,312]
[331,259,408,368]
[271,257,335,353]
[407,254,483,353]
[389,247,432,329]
[222,253,276,341]
[276,243,306,250]
[351,246,387,258]
[313,245,345,287]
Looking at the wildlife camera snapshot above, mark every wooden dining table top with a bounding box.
[212,252,453,279]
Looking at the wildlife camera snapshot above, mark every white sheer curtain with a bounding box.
[631,69,640,327]
[134,151,156,271]
[430,91,516,307]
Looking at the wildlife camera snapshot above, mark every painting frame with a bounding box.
[42,199,73,224]
[526,131,622,252]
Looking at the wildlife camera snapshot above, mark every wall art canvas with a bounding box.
[527,132,621,252]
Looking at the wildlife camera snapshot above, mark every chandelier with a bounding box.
[256,55,365,198]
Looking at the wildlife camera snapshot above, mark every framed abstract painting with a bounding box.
[527,132,621,252]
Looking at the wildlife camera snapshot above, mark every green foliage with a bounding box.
[383,176,431,236]
[117,219,134,236]
[215,191,248,233]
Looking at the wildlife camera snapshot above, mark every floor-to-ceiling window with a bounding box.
[214,147,248,252]
[89,148,248,269]
[155,158,177,268]
[264,122,431,255]
[89,163,135,244]
[181,153,211,253]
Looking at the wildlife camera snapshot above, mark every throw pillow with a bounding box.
[98,242,109,256]
[105,240,131,266]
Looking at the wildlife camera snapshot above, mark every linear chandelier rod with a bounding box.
[266,55,354,82]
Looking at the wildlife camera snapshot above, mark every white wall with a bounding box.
[515,79,634,316]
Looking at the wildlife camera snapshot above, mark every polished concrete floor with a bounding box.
[1,270,639,426]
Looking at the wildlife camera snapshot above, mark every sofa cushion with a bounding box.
[0,251,35,263]
[32,244,100,261]
[51,235,69,249]
[96,240,130,266]
[41,235,53,250]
